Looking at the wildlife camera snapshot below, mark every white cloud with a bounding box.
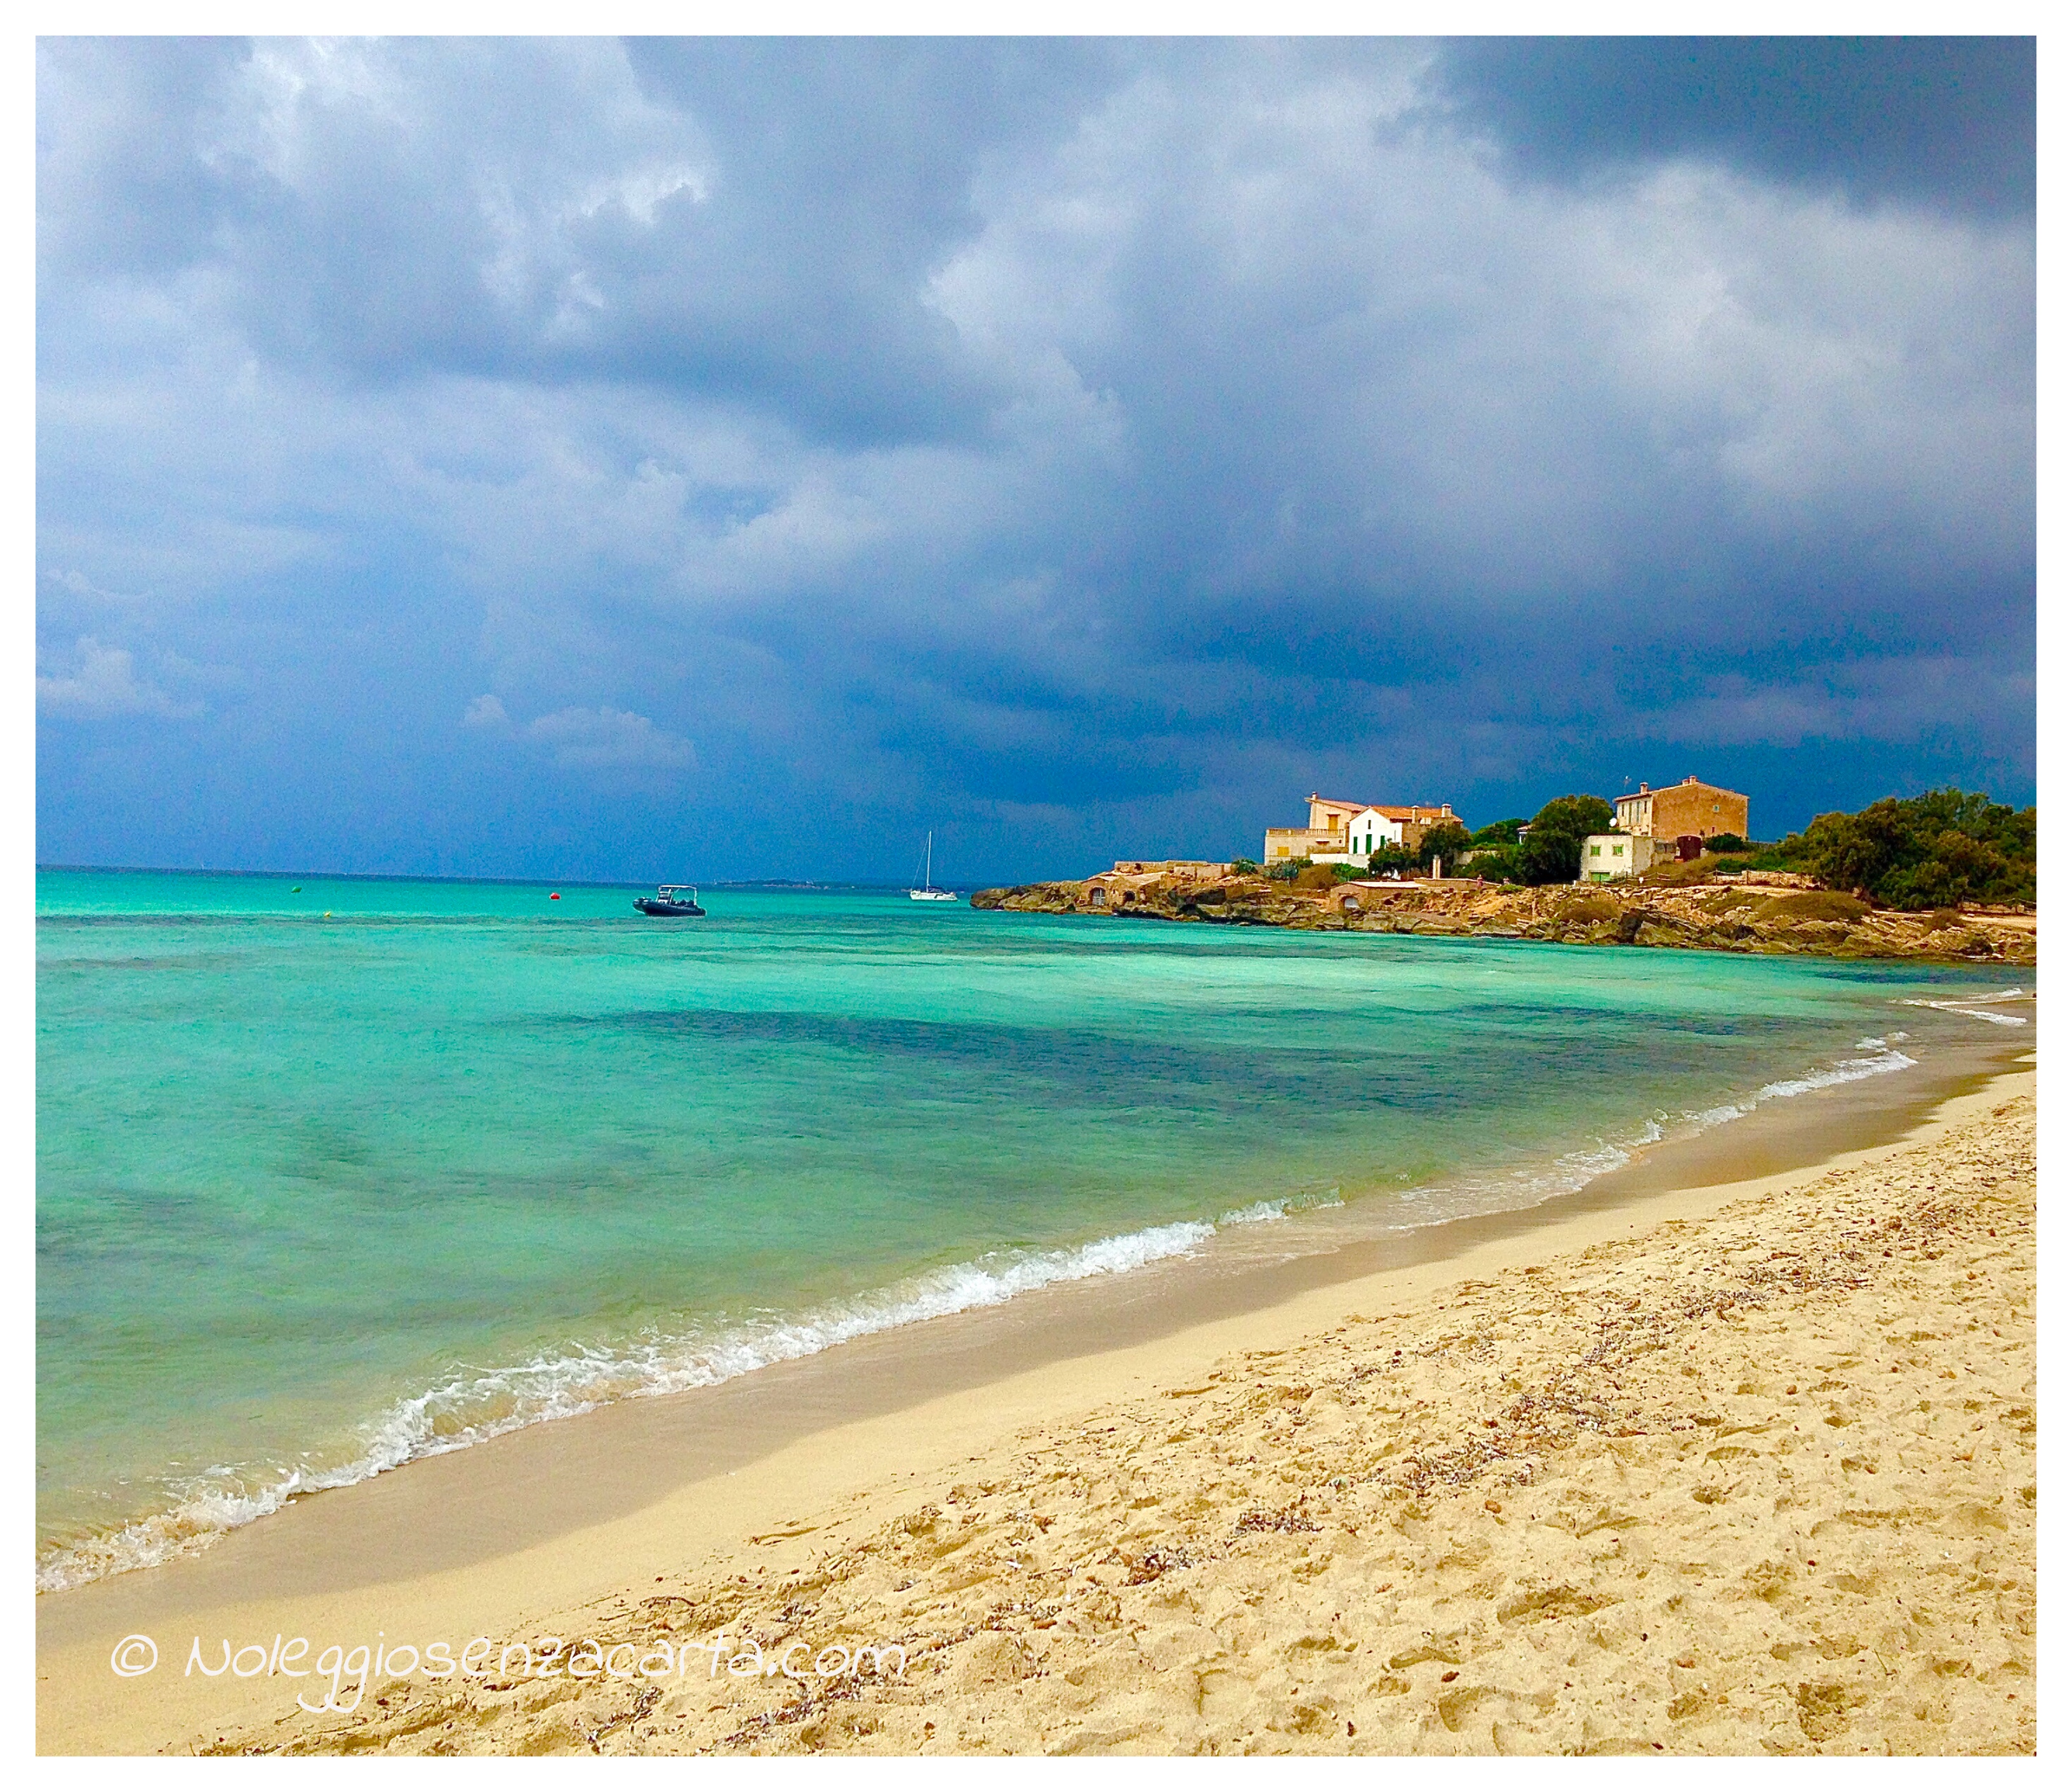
[524,705,696,769]
[37,637,196,720]
[43,567,149,607]
[463,694,694,771]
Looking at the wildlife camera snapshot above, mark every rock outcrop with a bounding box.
[968,875,2036,965]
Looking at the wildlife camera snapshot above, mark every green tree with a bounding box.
[1796,804,1908,896]
[1461,844,1521,882]
[1517,795,1615,886]
[1366,842,1418,877]
[1470,817,1528,847]
[1417,821,1474,875]
[1793,790,2034,908]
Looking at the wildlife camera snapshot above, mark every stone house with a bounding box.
[1614,776,1750,844]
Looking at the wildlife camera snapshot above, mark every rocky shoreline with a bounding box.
[969,874,2036,964]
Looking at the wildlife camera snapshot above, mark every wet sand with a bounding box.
[37,1033,2035,1753]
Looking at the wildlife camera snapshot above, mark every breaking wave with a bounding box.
[37,1189,1345,1592]
[37,1028,1942,1593]
[1899,988,2032,1026]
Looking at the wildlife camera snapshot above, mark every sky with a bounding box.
[36,37,2035,884]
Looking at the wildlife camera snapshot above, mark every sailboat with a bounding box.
[908,832,959,902]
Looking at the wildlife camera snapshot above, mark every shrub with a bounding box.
[1460,845,1520,882]
[1760,891,1871,924]
[1704,833,1750,854]
[1366,843,1418,877]
[1791,790,2034,909]
[1559,893,1621,924]
[1228,858,1262,877]
[1266,856,1308,882]
[1713,847,1794,875]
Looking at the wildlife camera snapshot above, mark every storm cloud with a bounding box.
[36,37,2034,882]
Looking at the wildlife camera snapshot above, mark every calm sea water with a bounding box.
[35,868,2026,1587]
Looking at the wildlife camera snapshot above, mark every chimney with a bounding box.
[1639,782,1649,794]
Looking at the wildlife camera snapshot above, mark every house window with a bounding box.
[1590,845,1601,857]
[1612,845,1624,857]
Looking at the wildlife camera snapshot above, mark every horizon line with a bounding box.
[32,863,996,894]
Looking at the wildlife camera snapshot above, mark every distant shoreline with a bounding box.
[971,874,2038,966]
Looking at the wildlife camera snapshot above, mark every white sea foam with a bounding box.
[1685,1103,1748,1130]
[1748,1044,1918,1102]
[1898,988,2033,1026]
[1219,1190,1344,1226]
[36,1209,1244,1591]
[30,1030,1939,1595]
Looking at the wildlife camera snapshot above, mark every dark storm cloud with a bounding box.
[1436,37,2035,219]
[36,38,2035,883]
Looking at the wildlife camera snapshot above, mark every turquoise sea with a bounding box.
[35,868,2028,1588]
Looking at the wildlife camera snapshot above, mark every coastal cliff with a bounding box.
[969,875,2037,964]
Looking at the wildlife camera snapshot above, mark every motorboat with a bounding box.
[634,884,706,917]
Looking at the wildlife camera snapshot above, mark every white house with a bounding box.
[1263,795,1461,865]
[1578,833,1655,883]
[1344,807,1406,857]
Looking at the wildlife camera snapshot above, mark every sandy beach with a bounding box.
[36,29,2039,1763]
[38,1053,2035,1755]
